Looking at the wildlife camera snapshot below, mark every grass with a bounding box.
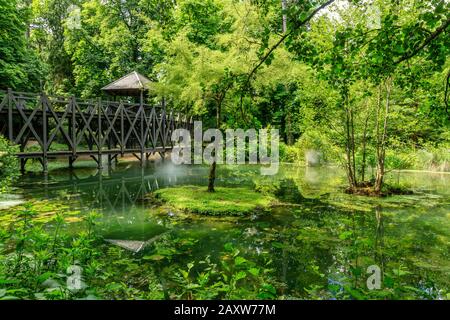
[153,185,276,216]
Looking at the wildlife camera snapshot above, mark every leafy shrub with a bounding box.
[0,135,19,193]
[253,178,281,195]
[279,142,301,163]
[385,150,415,170]
[280,130,340,165]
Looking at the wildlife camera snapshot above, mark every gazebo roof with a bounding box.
[102,71,151,96]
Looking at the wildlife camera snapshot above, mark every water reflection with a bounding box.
[13,163,450,299]
[20,163,208,213]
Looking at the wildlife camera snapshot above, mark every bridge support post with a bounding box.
[159,151,166,162]
[19,141,26,174]
[140,155,146,167]
[69,156,75,170]
[7,88,13,141]
[107,133,114,169]
[41,93,48,174]
[140,91,145,168]
[97,98,103,170]
[42,158,48,174]
[20,158,26,174]
[70,96,77,169]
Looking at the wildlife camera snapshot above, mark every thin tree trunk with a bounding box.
[281,0,291,145]
[281,0,288,33]
[207,108,220,192]
[345,104,356,189]
[350,106,357,185]
[343,88,357,190]
[375,85,382,192]
[361,100,371,182]
[374,79,392,194]
[286,110,293,145]
[207,161,217,192]
[207,90,225,192]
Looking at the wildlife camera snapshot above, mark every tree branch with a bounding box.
[239,0,336,120]
[247,0,335,81]
[394,16,450,66]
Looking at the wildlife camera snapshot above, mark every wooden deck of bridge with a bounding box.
[0,89,192,173]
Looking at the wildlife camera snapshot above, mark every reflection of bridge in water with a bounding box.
[28,165,208,218]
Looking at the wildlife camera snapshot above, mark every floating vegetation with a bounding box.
[0,199,83,228]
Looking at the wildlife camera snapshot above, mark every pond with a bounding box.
[3,162,450,299]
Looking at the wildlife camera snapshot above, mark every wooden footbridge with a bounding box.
[0,73,193,173]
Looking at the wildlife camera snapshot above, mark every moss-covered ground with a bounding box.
[153,185,276,216]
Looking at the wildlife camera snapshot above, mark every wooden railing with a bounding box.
[0,89,193,172]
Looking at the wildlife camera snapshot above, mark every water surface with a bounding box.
[10,162,450,299]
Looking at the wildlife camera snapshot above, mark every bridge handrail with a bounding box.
[0,89,171,112]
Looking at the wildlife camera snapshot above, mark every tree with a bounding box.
[0,0,43,91]
[63,0,177,97]
[287,0,450,194]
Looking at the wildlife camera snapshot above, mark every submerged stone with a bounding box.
[0,199,24,210]
[105,239,147,253]
[0,194,24,210]
[105,233,167,253]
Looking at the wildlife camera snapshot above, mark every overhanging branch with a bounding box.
[247,0,336,81]
[239,0,336,119]
[394,16,450,66]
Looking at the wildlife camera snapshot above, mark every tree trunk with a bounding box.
[207,161,217,192]
[374,79,392,194]
[286,109,293,145]
[350,106,357,185]
[344,93,357,190]
[281,0,288,33]
[207,90,226,192]
[361,100,371,182]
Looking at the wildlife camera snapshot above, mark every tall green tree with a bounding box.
[287,0,449,193]
[0,0,43,90]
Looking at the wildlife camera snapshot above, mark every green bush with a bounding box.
[253,178,281,195]
[279,142,302,163]
[385,149,415,170]
[280,130,340,165]
[0,135,19,193]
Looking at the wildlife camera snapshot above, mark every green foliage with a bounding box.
[1,0,450,302]
[0,202,278,300]
[0,0,44,90]
[3,0,448,179]
[176,0,232,47]
[0,208,101,299]
[162,243,276,300]
[154,185,275,216]
[0,136,19,193]
[253,178,281,195]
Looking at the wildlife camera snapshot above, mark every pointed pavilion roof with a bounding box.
[102,71,152,96]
